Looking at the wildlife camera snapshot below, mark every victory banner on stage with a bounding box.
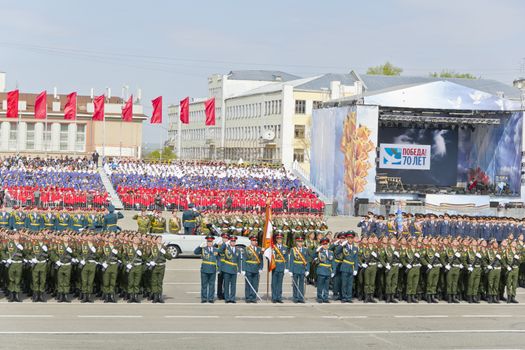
[379,143,431,170]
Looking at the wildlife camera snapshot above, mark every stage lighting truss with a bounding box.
[379,114,501,125]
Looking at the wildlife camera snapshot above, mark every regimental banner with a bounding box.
[379,143,431,170]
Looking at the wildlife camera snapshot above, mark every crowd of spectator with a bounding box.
[1,156,107,208]
[105,159,324,213]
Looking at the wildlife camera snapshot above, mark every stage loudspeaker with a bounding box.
[489,201,499,208]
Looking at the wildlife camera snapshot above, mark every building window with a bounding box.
[26,123,35,150]
[313,101,322,109]
[43,124,52,151]
[293,148,305,162]
[76,124,86,152]
[60,124,68,151]
[295,100,306,114]
[8,122,17,151]
[294,125,306,139]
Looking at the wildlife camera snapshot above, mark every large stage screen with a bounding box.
[378,127,459,186]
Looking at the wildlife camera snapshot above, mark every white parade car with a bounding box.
[160,231,250,258]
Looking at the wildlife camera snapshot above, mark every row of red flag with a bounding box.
[3,90,163,124]
[179,96,216,126]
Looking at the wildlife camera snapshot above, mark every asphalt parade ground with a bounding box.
[2,257,525,350]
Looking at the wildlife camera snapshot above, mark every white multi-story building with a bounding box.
[168,70,361,170]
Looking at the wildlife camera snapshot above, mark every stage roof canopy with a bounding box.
[325,80,523,112]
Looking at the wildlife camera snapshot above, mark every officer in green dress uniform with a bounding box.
[56,210,71,231]
[123,236,144,303]
[168,210,181,234]
[78,236,99,303]
[271,232,288,303]
[288,235,311,303]
[315,237,335,303]
[41,209,57,231]
[241,235,263,303]
[194,235,220,303]
[3,233,25,302]
[330,232,345,300]
[146,236,172,303]
[336,231,359,303]
[444,239,464,303]
[100,236,120,303]
[150,210,166,234]
[380,236,401,303]
[0,209,11,229]
[70,211,86,232]
[10,208,27,231]
[133,208,152,234]
[503,241,521,303]
[104,205,124,232]
[484,240,502,304]
[182,203,201,235]
[421,238,442,303]
[402,238,422,303]
[26,208,43,231]
[51,235,74,303]
[28,237,49,302]
[361,239,381,303]
[218,235,242,303]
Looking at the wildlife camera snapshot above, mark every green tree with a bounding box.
[430,70,478,79]
[146,146,177,160]
[366,61,403,76]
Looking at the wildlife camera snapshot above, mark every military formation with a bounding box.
[192,225,524,304]
[205,211,328,244]
[0,229,172,303]
[0,205,123,232]
[357,212,525,240]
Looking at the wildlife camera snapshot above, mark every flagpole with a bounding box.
[103,99,106,161]
[44,110,48,157]
[74,94,78,157]
[177,117,182,159]
[16,109,20,155]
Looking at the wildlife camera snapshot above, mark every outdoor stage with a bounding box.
[310,80,524,215]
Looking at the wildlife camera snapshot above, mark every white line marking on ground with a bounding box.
[0,330,523,335]
[234,316,296,319]
[0,315,54,318]
[164,316,220,319]
[321,316,368,319]
[461,315,512,318]
[77,315,143,318]
[394,315,448,318]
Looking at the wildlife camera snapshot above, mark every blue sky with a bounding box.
[1,0,524,143]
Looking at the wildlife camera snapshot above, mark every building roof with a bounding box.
[228,75,323,98]
[294,73,358,91]
[360,74,521,100]
[227,70,301,82]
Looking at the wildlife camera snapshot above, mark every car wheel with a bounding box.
[167,245,181,258]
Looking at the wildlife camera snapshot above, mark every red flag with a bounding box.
[180,97,189,124]
[6,90,19,118]
[92,95,105,121]
[122,95,133,122]
[34,91,47,119]
[204,97,215,126]
[64,92,77,120]
[150,96,162,124]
